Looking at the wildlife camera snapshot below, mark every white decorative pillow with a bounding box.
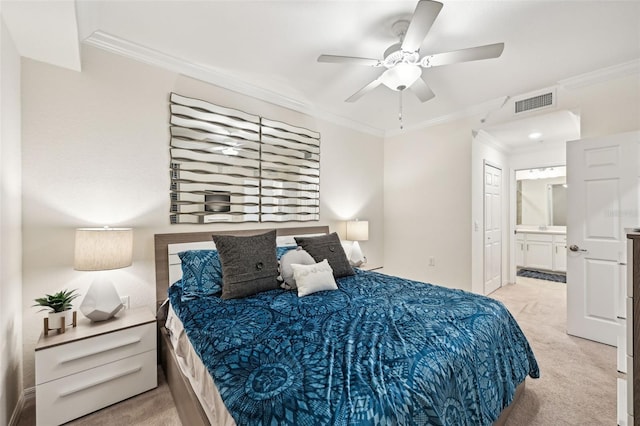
[279,247,316,290]
[291,259,338,297]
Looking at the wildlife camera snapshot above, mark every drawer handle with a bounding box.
[59,365,142,397]
[60,337,142,364]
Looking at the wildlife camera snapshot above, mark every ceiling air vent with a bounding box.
[515,92,554,114]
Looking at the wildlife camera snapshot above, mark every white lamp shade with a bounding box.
[346,220,369,242]
[74,228,133,271]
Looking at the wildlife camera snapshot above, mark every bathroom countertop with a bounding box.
[515,228,566,235]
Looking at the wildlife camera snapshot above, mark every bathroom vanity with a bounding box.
[515,229,567,273]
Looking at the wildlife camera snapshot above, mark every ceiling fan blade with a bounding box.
[317,54,381,67]
[410,77,435,102]
[401,0,444,52]
[346,79,382,103]
[422,43,505,68]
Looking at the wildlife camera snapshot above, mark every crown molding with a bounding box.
[83,31,637,139]
[558,58,640,90]
[83,31,384,138]
[473,129,509,154]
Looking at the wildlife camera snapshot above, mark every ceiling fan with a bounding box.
[317,0,505,104]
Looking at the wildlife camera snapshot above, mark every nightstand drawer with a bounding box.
[36,322,155,384]
[627,355,634,417]
[627,297,633,358]
[36,350,157,425]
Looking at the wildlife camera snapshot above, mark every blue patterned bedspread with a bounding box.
[168,270,539,425]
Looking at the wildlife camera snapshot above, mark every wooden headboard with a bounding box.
[153,226,330,306]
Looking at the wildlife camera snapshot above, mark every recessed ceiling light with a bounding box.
[528,132,542,140]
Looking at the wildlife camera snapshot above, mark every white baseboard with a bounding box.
[8,387,35,426]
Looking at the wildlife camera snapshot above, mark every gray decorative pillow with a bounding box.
[212,230,279,299]
[294,232,355,278]
[279,247,316,290]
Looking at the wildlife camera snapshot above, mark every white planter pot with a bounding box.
[47,310,74,329]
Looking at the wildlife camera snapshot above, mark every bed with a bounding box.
[154,226,539,425]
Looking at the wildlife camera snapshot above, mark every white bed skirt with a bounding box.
[165,304,236,426]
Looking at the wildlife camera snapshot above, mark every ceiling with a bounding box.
[481,109,581,151]
[5,1,640,135]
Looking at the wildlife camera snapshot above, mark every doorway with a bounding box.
[514,166,567,281]
[471,109,580,295]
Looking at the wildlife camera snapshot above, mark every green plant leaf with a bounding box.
[32,289,80,313]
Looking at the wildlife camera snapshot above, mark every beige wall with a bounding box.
[383,117,473,289]
[571,74,640,139]
[0,13,23,425]
[20,45,384,388]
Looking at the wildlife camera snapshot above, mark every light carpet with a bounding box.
[16,276,615,425]
[492,276,616,425]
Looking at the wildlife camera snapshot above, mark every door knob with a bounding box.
[569,244,587,252]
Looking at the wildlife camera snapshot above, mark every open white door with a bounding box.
[484,163,502,295]
[566,132,639,346]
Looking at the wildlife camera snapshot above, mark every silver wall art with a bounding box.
[169,93,320,224]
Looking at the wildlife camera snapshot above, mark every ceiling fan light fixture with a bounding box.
[318,0,504,108]
[380,63,421,91]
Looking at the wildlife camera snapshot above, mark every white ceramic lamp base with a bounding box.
[349,241,367,267]
[80,277,124,322]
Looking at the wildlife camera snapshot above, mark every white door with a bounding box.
[484,163,502,295]
[566,132,639,346]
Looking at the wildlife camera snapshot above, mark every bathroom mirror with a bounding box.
[516,166,566,226]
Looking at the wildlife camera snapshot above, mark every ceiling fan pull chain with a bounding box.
[399,90,404,130]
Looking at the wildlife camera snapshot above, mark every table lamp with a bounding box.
[74,227,132,321]
[346,220,369,267]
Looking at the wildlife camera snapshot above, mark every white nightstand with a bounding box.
[35,307,157,425]
[359,265,383,272]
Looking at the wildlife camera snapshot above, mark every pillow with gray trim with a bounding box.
[212,230,279,300]
[279,247,316,290]
[294,232,355,278]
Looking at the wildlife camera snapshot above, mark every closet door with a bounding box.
[484,163,502,295]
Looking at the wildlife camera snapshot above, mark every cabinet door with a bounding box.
[526,241,553,270]
[553,242,567,272]
[516,240,525,267]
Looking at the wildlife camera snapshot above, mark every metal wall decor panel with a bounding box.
[169,93,320,224]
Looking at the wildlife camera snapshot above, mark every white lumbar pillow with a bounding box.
[280,247,316,289]
[291,259,338,297]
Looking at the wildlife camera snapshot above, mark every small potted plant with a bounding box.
[33,289,80,331]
